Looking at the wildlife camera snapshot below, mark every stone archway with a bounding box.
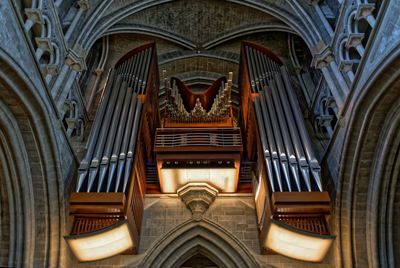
[336,47,400,268]
[0,49,73,267]
[140,219,259,268]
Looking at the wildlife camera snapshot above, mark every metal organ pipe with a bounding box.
[280,66,323,191]
[76,45,155,194]
[244,44,323,193]
[76,68,115,192]
[87,76,123,192]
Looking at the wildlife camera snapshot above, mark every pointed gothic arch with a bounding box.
[140,219,260,268]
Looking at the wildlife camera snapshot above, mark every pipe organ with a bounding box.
[65,41,333,263]
[239,42,334,262]
[65,43,159,262]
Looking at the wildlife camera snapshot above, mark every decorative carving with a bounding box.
[177,183,218,221]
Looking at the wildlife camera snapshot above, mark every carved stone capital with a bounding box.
[311,47,335,69]
[339,60,354,72]
[356,3,375,20]
[65,45,87,72]
[346,33,364,49]
[177,183,218,221]
[77,0,90,11]
[35,37,53,52]
[95,68,104,76]
[24,8,44,24]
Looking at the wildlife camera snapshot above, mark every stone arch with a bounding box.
[140,219,259,268]
[77,0,325,53]
[0,49,70,267]
[336,46,400,267]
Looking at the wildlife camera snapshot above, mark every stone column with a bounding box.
[312,50,345,107]
[53,45,86,113]
[309,0,334,37]
[64,0,89,42]
[86,68,104,110]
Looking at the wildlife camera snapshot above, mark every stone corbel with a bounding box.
[356,3,375,27]
[345,33,364,48]
[339,60,355,81]
[24,8,44,32]
[35,37,54,61]
[25,8,44,25]
[35,37,53,52]
[77,0,90,11]
[346,33,365,56]
[311,47,334,69]
[65,44,87,72]
[177,183,218,221]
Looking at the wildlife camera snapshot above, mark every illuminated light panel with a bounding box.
[265,219,335,262]
[160,168,238,193]
[65,220,133,262]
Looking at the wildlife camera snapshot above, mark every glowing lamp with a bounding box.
[65,220,134,262]
[265,219,334,262]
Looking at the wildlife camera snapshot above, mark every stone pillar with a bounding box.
[312,49,345,107]
[86,68,104,110]
[64,0,89,42]
[52,45,86,113]
[309,0,334,37]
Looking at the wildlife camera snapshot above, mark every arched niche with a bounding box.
[140,219,260,268]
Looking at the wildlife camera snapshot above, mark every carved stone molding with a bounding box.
[65,44,87,71]
[177,183,218,221]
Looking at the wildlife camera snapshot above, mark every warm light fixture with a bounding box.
[265,219,334,262]
[160,167,237,193]
[65,220,134,262]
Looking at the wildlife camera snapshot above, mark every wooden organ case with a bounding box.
[65,43,159,262]
[154,73,243,194]
[239,42,334,262]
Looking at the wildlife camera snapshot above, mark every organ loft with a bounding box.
[0,1,398,267]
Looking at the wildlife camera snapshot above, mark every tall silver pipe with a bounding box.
[110,93,138,192]
[254,98,275,192]
[96,81,128,192]
[280,66,322,191]
[121,100,143,192]
[76,68,115,192]
[86,76,122,192]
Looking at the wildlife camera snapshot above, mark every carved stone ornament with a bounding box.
[177,183,218,221]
